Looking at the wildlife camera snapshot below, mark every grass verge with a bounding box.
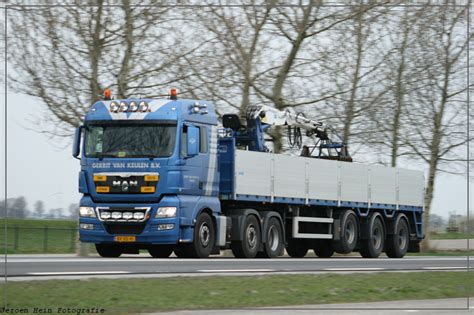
[0,219,77,254]
[2,272,471,313]
[430,232,471,240]
[406,250,474,256]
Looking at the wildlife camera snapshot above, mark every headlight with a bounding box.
[100,211,111,219]
[80,223,94,230]
[139,101,149,112]
[129,101,138,112]
[79,206,96,218]
[133,212,145,220]
[119,101,129,112]
[110,102,119,112]
[112,211,122,219]
[122,212,133,220]
[155,207,177,218]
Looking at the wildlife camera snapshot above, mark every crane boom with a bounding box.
[242,105,351,161]
[250,105,324,132]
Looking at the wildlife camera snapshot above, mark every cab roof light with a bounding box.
[110,101,119,112]
[139,101,149,112]
[103,88,112,100]
[191,101,209,115]
[170,88,177,100]
[130,101,138,112]
[119,101,129,112]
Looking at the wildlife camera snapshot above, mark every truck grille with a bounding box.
[104,223,146,235]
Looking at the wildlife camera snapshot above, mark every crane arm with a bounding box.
[245,105,351,161]
[249,105,325,132]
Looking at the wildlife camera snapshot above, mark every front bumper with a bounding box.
[78,196,192,245]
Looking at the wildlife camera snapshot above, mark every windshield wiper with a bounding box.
[129,154,158,159]
[93,153,120,160]
[92,153,160,159]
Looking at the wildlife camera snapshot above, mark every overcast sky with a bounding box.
[0,92,470,219]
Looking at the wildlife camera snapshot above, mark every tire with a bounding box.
[260,217,283,258]
[359,214,385,258]
[333,210,358,254]
[175,212,215,258]
[385,215,409,258]
[95,244,122,258]
[231,215,261,258]
[286,239,308,258]
[313,240,334,258]
[148,245,174,258]
[174,245,194,258]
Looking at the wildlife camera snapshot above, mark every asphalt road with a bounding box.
[0,254,470,281]
[151,298,473,315]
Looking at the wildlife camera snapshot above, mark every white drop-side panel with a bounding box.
[234,150,272,196]
[307,158,339,201]
[369,165,397,205]
[398,169,424,207]
[233,150,424,208]
[274,155,306,198]
[340,163,368,203]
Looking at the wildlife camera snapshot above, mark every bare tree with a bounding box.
[7,2,204,136]
[366,7,426,166]
[192,2,274,116]
[313,5,392,159]
[33,200,45,219]
[403,6,471,249]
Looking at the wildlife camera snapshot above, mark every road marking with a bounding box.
[3,257,468,263]
[197,269,275,273]
[325,268,386,271]
[422,267,467,270]
[28,271,131,275]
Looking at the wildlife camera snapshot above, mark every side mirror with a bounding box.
[73,126,83,159]
[186,126,199,158]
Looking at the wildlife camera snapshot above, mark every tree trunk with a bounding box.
[343,10,363,145]
[390,55,405,167]
[420,155,438,251]
[89,0,104,104]
[117,0,134,99]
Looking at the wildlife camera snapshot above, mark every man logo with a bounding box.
[121,181,129,192]
[112,180,138,192]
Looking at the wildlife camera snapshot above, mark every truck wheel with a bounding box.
[313,240,334,258]
[174,245,194,258]
[333,210,358,254]
[95,244,122,258]
[193,212,215,258]
[231,215,261,258]
[148,245,174,258]
[286,239,308,258]
[385,215,409,258]
[175,212,215,258]
[360,214,385,258]
[261,217,283,258]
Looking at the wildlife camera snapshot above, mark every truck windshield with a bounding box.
[85,124,176,158]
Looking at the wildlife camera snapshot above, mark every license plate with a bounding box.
[115,236,136,242]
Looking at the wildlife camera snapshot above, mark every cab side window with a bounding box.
[181,126,188,157]
[199,126,208,153]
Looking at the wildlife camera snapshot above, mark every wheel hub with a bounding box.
[268,225,279,252]
[398,226,407,249]
[372,226,382,249]
[200,224,210,247]
[345,220,355,244]
[247,225,257,249]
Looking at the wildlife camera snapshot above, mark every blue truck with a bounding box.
[73,89,424,259]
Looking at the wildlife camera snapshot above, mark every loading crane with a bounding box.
[223,105,352,161]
